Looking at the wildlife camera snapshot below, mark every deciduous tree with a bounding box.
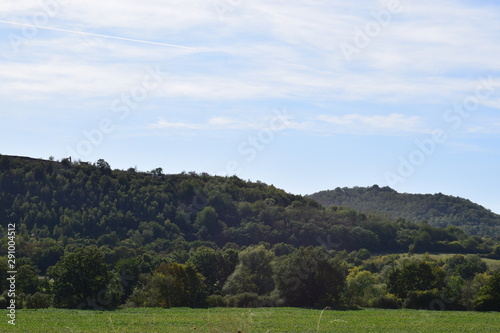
[48,246,111,308]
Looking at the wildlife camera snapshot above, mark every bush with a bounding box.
[125,263,207,308]
[403,289,442,310]
[474,295,500,312]
[372,294,401,309]
[25,292,53,309]
[226,293,259,307]
[224,293,281,308]
[206,295,227,307]
[0,293,7,309]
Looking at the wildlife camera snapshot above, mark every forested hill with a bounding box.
[2,154,500,311]
[0,154,498,261]
[308,185,500,238]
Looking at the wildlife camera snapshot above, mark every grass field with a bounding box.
[1,307,499,332]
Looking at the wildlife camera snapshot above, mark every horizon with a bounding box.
[1,0,500,214]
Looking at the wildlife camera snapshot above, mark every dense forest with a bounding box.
[1,154,499,311]
[309,185,500,238]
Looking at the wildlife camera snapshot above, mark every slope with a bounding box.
[308,185,500,238]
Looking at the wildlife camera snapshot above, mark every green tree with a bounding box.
[445,255,487,280]
[128,262,206,307]
[345,267,381,307]
[388,260,445,299]
[150,167,163,177]
[195,206,225,239]
[115,257,141,300]
[96,159,111,172]
[0,257,9,292]
[223,245,274,296]
[274,247,345,307]
[187,246,237,295]
[48,246,111,308]
[474,271,500,311]
[17,262,41,295]
[461,272,489,310]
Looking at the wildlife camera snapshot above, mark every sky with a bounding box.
[1,0,500,213]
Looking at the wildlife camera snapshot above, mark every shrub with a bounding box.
[25,292,53,309]
[372,294,401,309]
[403,289,442,310]
[207,295,227,307]
[474,295,500,312]
[226,293,259,307]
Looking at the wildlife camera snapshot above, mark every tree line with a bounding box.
[309,185,500,238]
[0,155,499,311]
[1,244,499,311]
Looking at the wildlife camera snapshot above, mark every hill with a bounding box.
[1,154,500,312]
[0,154,497,257]
[308,185,500,238]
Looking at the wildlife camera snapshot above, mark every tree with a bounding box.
[0,257,9,292]
[388,260,445,299]
[150,167,163,177]
[445,255,487,280]
[274,247,345,307]
[195,206,225,240]
[96,159,111,173]
[17,262,41,295]
[48,246,111,308]
[127,262,206,307]
[474,271,500,311]
[345,267,381,307]
[115,257,141,301]
[223,245,275,296]
[60,157,72,167]
[187,246,237,295]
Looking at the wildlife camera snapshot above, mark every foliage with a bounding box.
[222,245,275,296]
[126,262,206,308]
[274,247,345,307]
[25,292,53,309]
[403,289,443,310]
[345,267,383,307]
[187,246,237,295]
[0,155,499,311]
[309,185,500,238]
[47,246,111,308]
[474,270,500,311]
[388,259,446,299]
[445,254,487,280]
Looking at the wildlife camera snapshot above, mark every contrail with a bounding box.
[0,20,195,50]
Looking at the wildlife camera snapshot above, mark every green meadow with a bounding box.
[2,308,499,333]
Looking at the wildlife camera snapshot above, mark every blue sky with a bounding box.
[1,0,500,213]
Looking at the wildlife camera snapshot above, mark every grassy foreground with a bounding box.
[1,307,499,332]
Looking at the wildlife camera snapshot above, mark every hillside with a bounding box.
[1,154,500,312]
[0,154,497,257]
[308,185,500,238]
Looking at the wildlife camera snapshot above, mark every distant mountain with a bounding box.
[308,185,500,238]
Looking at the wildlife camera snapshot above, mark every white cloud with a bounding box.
[446,142,498,154]
[482,99,500,110]
[466,122,500,135]
[317,113,423,134]
[149,113,425,136]
[0,61,148,100]
[2,0,500,110]
[0,1,41,13]
[150,117,260,131]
